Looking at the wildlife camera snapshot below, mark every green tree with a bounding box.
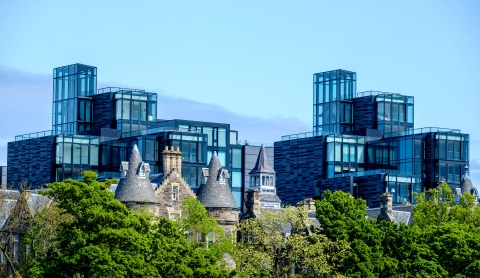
[33,171,156,277]
[411,182,480,277]
[236,206,349,277]
[412,182,455,228]
[315,190,387,277]
[315,189,445,277]
[30,171,233,278]
[150,218,232,278]
[177,197,225,244]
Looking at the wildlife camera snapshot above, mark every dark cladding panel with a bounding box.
[92,92,114,129]
[274,136,324,206]
[7,136,56,189]
[353,95,376,131]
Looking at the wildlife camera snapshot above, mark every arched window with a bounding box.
[262,176,265,186]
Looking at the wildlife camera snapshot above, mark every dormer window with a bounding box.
[120,162,129,178]
[219,171,226,184]
[137,162,150,179]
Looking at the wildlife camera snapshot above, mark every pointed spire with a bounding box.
[197,151,238,209]
[249,144,275,174]
[464,165,470,180]
[461,164,474,195]
[114,144,159,204]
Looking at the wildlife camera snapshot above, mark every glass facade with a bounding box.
[435,132,469,185]
[313,69,356,134]
[367,134,424,176]
[162,120,231,170]
[55,134,100,181]
[101,135,159,175]
[325,134,365,178]
[113,89,157,132]
[52,64,97,133]
[374,92,414,133]
[386,174,421,204]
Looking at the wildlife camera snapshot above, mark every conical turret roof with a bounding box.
[197,152,238,209]
[461,165,474,194]
[115,145,159,204]
[249,144,275,174]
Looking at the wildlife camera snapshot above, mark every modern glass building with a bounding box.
[52,64,97,133]
[7,65,472,209]
[275,69,471,208]
[8,63,276,211]
[313,69,356,134]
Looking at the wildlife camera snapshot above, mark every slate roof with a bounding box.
[461,166,474,194]
[1,190,51,229]
[260,192,282,203]
[249,144,275,174]
[114,145,159,204]
[366,205,413,225]
[197,152,238,209]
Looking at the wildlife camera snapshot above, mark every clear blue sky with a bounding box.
[1,0,479,182]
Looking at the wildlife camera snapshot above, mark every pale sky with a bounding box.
[0,0,479,182]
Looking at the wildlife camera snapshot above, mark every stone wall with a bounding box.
[155,171,196,218]
[124,202,161,218]
[206,207,239,235]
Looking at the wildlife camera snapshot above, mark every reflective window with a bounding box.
[232,171,242,188]
[218,128,226,147]
[231,149,242,168]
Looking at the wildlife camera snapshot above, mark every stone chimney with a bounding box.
[162,145,183,175]
[243,189,260,218]
[297,198,316,210]
[377,193,395,223]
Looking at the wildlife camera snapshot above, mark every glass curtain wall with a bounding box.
[55,134,100,181]
[386,175,421,204]
[168,132,207,188]
[53,64,96,133]
[367,134,424,177]
[114,90,157,132]
[177,123,229,166]
[325,134,365,178]
[435,132,469,185]
[101,135,159,174]
[313,69,356,134]
[229,146,243,208]
[376,93,414,134]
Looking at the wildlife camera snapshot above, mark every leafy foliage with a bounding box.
[30,171,232,278]
[236,206,349,278]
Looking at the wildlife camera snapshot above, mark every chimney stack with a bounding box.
[297,198,316,210]
[244,189,260,218]
[162,145,183,176]
[377,193,395,223]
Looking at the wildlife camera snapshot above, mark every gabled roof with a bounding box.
[0,190,51,229]
[197,152,238,209]
[249,144,275,174]
[114,145,159,204]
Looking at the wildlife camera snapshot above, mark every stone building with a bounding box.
[248,144,281,209]
[197,152,239,234]
[154,146,196,219]
[114,144,161,217]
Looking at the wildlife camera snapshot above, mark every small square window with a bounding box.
[13,235,19,242]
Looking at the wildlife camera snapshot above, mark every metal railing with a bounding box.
[15,130,74,141]
[281,130,331,141]
[335,169,416,178]
[384,127,461,138]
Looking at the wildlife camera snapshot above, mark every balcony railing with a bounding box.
[15,130,74,141]
[384,127,461,138]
